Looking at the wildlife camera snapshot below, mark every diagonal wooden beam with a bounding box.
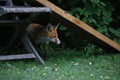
[36,0,120,52]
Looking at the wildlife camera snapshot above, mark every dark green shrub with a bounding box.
[49,0,120,54]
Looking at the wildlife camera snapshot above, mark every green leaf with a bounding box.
[109,28,120,37]
[75,14,80,19]
[97,25,108,33]
[100,2,106,6]
[102,16,112,25]
[59,25,67,30]
[90,0,100,4]
[103,10,112,17]
[75,8,82,12]
[84,11,89,17]
[82,17,88,23]
[79,8,86,15]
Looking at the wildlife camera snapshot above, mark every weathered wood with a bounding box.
[22,34,45,65]
[0,7,51,16]
[0,0,7,2]
[36,0,120,52]
[0,53,35,60]
[6,0,13,6]
[0,0,45,65]
[0,20,29,26]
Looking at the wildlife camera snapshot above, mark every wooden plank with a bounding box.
[36,0,120,52]
[21,34,45,65]
[0,20,29,26]
[0,7,51,16]
[0,53,35,60]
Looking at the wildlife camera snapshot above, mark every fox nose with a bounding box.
[56,39,61,45]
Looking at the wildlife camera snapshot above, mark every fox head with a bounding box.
[26,23,61,45]
[44,23,61,44]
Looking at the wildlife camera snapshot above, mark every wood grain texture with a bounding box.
[0,53,35,60]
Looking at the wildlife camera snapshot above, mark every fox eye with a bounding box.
[53,35,56,38]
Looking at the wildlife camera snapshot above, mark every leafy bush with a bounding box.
[49,0,120,54]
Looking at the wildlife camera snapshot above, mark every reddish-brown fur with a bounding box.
[26,23,61,59]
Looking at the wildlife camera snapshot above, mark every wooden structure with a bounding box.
[0,0,120,65]
[0,0,52,65]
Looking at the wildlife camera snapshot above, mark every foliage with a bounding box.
[0,49,120,80]
[49,0,120,54]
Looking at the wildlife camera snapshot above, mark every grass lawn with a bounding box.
[0,49,120,80]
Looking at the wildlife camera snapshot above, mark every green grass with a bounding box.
[0,49,120,80]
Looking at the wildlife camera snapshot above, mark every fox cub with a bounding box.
[26,23,61,59]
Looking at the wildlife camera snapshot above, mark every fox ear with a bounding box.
[47,23,53,32]
[56,23,60,29]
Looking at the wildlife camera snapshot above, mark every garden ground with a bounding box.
[0,49,120,80]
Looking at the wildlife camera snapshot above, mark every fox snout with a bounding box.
[57,39,61,44]
[55,38,61,45]
[48,37,61,45]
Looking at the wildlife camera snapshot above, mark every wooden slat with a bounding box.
[36,0,120,52]
[21,34,45,65]
[0,7,51,13]
[0,53,35,60]
[0,20,29,26]
[0,7,51,16]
